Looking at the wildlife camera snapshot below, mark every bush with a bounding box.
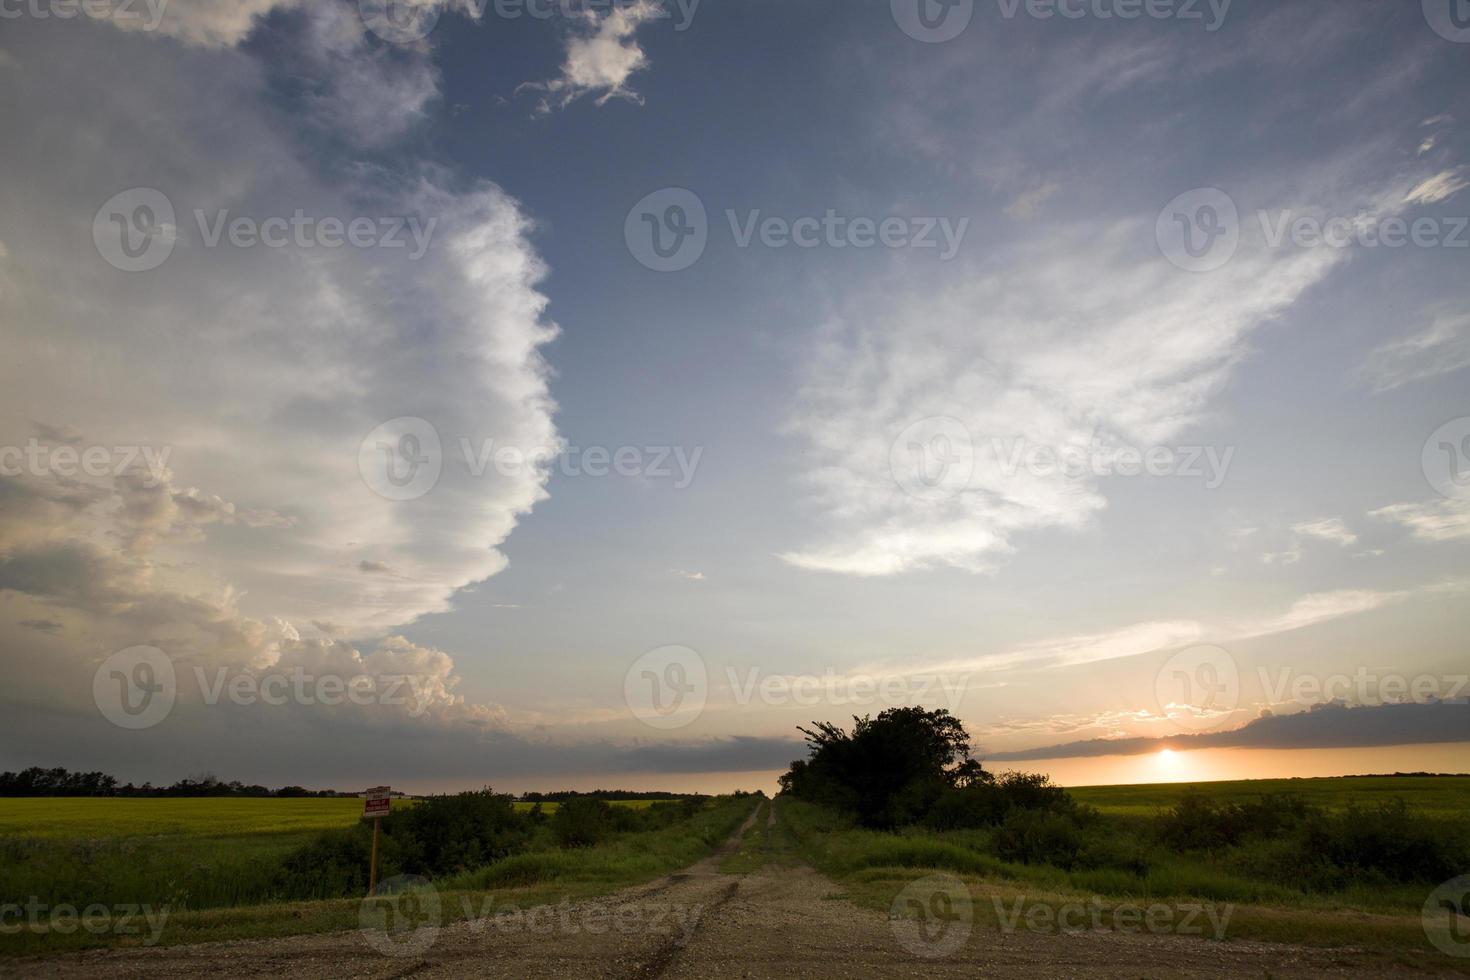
[1157,792,1468,889]
[924,771,1083,831]
[551,797,616,848]
[993,810,1084,868]
[1299,799,1467,884]
[276,789,530,896]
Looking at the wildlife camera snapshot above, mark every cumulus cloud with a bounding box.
[96,0,301,47]
[0,11,562,779]
[521,0,664,113]
[1360,309,1470,393]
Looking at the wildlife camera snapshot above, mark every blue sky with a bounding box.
[0,0,1467,792]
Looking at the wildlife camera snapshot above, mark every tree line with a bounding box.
[0,767,351,797]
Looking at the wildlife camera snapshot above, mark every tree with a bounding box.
[784,707,980,829]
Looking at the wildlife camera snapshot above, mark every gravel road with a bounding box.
[8,802,1460,979]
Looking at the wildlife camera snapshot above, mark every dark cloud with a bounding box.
[985,701,1470,762]
[17,619,63,634]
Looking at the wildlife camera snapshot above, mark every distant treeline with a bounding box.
[0,767,352,798]
[517,789,714,802]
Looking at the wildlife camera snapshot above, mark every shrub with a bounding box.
[924,771,1083,831]
[993,810,1084,868]
[551,797,616,848]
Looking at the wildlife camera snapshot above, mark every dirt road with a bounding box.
[9,803,1461,978]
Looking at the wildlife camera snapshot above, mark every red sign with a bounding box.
[363,786,392,819]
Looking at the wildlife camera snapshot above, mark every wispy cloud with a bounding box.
[1290,517,1358,547]
[1403,168,1469,205]
[1228,589,1406,640]
[1360,309,1470,393]
[1371,499,1470,543]
[859,587,1409,681]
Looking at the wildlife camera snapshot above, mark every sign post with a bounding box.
[363,786,391,895]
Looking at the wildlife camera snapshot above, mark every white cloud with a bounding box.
[1227,589,1406,639]
[1360,309,1470,393]
[100,0,303,48]
[0,5,560,775]
[781,204,1370,576]
[1371,499,1470,543]
[521,0,663,113]
[857,585,1410,682]
[783,71,1452,581]
[1403,169,1468,205]
[1290,517,1358,547]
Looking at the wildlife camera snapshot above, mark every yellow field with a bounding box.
[0,796,679,839]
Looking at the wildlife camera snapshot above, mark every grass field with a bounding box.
[1070,775,1470,819]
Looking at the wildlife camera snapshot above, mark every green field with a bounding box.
[1070,775,1470,819]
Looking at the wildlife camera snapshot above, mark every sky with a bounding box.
[0,0,1467,795]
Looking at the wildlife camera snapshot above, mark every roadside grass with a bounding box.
[778,798,1470,972]
[446,798,750,891]
[0,797,755,957]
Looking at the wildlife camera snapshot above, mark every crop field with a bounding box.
[0,797,680,840]
[0,797,411,840]
[1069,774,1470,819]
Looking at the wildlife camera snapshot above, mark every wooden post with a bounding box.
[369,817,380,896]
